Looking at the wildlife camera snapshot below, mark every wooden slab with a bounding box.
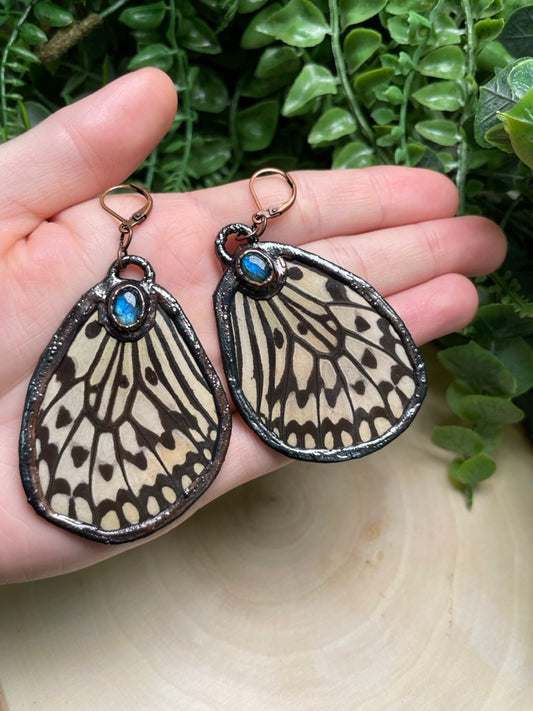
[0,348,532,710]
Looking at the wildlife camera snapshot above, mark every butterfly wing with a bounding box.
[21,261,231,543]
[215,242,426,462]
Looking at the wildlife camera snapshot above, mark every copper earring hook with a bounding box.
[99,183,153,269]
[249,168,297,236]
[99,182,153,230]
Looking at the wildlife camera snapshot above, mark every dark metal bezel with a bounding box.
[107,282,147,332]
[214,241,427,463]
[233,244,287,299]
[20,255,232,544]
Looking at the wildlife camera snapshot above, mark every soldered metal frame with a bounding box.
[20,255,232,544]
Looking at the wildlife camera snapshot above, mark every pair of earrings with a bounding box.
[19,170,426,544]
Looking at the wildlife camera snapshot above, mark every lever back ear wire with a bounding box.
[99,183,154,269]
[20,183,231,543]
[248,168,297,237]
[213,168,427,462]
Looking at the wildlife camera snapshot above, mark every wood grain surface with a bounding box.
[0,348,532,710]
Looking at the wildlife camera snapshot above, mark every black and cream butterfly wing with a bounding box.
[20,262,231,543]
[215,242,426,462]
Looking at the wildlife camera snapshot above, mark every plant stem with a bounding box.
[143,147,159,192]
[328,0,377,150]
[165,0,193,191]
[100,0,131,20]
[0,2,33,141]
[490,271,533,317]
[456,0,476,215]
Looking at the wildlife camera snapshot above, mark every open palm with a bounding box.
[0,69,506,583]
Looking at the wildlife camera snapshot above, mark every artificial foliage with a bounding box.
[1,0,532,506]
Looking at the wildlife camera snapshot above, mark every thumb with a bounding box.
[0,68,177,250]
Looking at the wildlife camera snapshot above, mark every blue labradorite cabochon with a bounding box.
[239,251,272,283]
[113,286,143,326]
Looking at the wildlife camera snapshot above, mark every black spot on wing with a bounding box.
[145,366,158,385]
[56,405,72,428]
[99,464,114,481]
[288,266,304,280]
[71,445,89,468]
[355,316,371,332]
[361,348,378,369]
[326,279,348,301]
[85,321,102,339]
[55,356,76,388]
[354,380,366,395]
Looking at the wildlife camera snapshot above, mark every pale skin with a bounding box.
[0,69,506,583]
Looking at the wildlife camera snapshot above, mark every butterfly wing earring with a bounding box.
[20,184,231,543]
[214,169,426,462]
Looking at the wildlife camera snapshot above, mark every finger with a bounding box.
[388,273,479,345]
[307,215,507,296]
[0,68,177,248]
[179,166,461,244]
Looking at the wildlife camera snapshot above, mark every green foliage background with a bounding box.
[1,0,532,505]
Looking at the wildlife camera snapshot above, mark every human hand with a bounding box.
[0,69,506,583]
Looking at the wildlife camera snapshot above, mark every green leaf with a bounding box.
[405,142,429,166]
[188,138,231,178]
[415,119,460,146]
[475,57,533,147]
[387,13,431,45]
[19,22,48,45]
[418,46,466,79]
[332,141,376,169]
[457,395,524,424]
[236,99,280,151]
[476,40,514,73]
[190,68,229,113]
[429,12,463,47]
[450,453,496,485]
[446,381,474,417]
[255,46,301,79]
[127,44,174,72]
[438,342,517,396]
[119,2,166,30]
[432,426,485,457]
[241,72,296,98]
[238,0,270,12]
[257,0,329,47]
[474,19,504,49]
[471,0,504,18]
[473,423,504,453]
[372,107,396,125]
[387,0,435,13]
[412,81,465,111]
[493,338,533,396]
[34,1,73,27]
[499,6,533,58]
[467,303,533,340]
[497,87,533,167]
[339,0,386,29]
[9,46,40,64]
[343,29,381,74]
[508,58,533,98]
[21,100,51,127]
[282,64,337,117]
[353,67,394,105]
[308,108,356,145]
[178,18,221,54]
[241,4,281,48]
[380,85,404,105]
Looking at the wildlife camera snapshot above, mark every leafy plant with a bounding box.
[1,0,532,506]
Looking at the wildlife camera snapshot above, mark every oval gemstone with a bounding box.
[240,252,272,283]
[113,287,143,326]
